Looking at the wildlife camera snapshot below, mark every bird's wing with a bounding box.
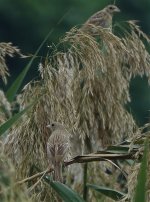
[47,131,69,158]
[86,10,111,28]
[47,142,55,157]
[57,142,69,155]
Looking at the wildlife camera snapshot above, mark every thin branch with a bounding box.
[103,158,128,179]
[27,169,49,192]
[64,152,136,166]
[15,167,53,185]
[15,150,138,185]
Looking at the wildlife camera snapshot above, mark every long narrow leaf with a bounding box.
[44,176,85,202]
[0,103,32,136]
[133,140,149,202]
[87,184,125,201]
[6,29,53,102]
[6,8,72,103]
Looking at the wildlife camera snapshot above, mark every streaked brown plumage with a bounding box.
[81,4,120,33]
[46,122,70,182]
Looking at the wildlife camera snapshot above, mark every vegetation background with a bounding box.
[0,1,150,202]
[0,0,150,126]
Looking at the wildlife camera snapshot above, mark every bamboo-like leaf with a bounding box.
[133,140,149,202]
[6,29,53,102]
[0,103,33,136]
[5,8,72,103]
[106,145,139,154]
[44,175,85,202]
[87,184,126,201]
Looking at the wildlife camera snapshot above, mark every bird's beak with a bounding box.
[115,7,120,12]
[46,125,50,128]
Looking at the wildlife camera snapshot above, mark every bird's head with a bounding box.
[105,5,120,14]
[47,122,65,132]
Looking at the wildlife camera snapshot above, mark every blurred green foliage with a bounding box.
[0,0,150,125]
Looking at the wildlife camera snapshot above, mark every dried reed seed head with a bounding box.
[0,42,24,84]
[0,90,12,124]
[61,26,137,146]
[6,21,149,171]
[3,21,150,201]
[0,55,9,84]
[0,42,21,57]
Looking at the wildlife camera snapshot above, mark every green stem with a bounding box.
[83,163,88,201]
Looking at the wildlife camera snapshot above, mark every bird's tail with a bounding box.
[54,162,63,182]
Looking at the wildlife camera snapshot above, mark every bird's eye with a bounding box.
[51,123,55,127]
[109,6,113,9]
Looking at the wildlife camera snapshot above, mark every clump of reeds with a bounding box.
[0,147,32,202]
[0,42,25,126]
[2,21,150,201]
[127,125,150,202]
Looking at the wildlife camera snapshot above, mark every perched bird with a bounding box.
[81,4,120,33]
[46,122,70,182]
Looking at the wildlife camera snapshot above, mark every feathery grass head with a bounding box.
[2,20,150,201]
[5,20,150,167]
[0,42,23,84]
[0,90,11,124]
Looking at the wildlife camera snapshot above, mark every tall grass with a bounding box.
[0,21,150,201]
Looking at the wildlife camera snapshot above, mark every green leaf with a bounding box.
[133,140,149,202]
[5,8,72,103]
[6,29,53,102]
[106,145,130,153]
[107,144,139,153]
[0,103,33,136]
[87,184,125,201]
[44,176,85,202]
[83,163,88,201]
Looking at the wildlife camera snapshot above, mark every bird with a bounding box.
[46,122,70,182]
[81,4,120,33]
